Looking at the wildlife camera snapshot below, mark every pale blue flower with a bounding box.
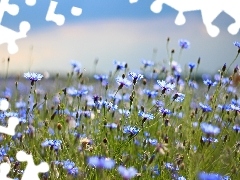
[24,72,43,82]
[118,166,138,179]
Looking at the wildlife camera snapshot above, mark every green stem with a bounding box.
[226,52,240,74]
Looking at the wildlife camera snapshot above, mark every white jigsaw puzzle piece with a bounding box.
[25,0,36,6]
[0,0,31,54]
[0,162,14,180]
[0,0,19,23]
[0,21,30,54]
[16,151,49,180]
[150,0,240,37]
[71,6,82,16]
[46,0,65,26]
[0,117,19,136]
[0,98,9,111]
[129,0,138,4]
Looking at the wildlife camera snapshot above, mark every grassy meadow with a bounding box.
[0,39,240,180]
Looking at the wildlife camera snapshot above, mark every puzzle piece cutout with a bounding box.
[71,6,82,16]
[16,151,49,180]
[46,0,82,26]
[0,0,19,23]
[0,98,9,111]
[149,0,240,37]
[46,0,65,26]
[0,21,30,54]
[0,0,82,53]
[25,0,36,6]
[0,162,14,180]
[0,117,19,136]
[129,0,138,4]
[0,0,36,54]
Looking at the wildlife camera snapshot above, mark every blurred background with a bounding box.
[0,0,239,76]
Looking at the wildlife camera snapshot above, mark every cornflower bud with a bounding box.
[222,63,226,72]
[197,57,201,64]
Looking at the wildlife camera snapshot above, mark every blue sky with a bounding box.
[0,1,239,76]
[3,1,162,30]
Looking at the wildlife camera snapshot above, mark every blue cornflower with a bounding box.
[200,122,220,136]
[172,93,185,102]
[142,59,154,67]
[113,60,127,70]
[5,112,18,118]
[157,80,175,94]
[178,39,190,49]
[199,103,212,112]
[143,89,158,99]
[146,138,158,146]
[119,109,130,117]
[159,107,171,116]
[118,166,138,179]
[108,93,122,104]
[227,85,236,93]
[165,162,179,171]
[94,74,108,82]
[188,62,195,72]
[76,110,91,118]
[48,128,55,135]
[105,123,118,129]
[233,41,240,49]
[77,89,88,97]
[217,104,231,111]
[152,100,164,108]
[62,159,75,169]
[230,104,240,111]
[24,72,43,82]
[123,125,140,136]
[15,101,26,109]
[88,156,115,169]
[233,124,240,132]
[188,80,198,89]
[63,160,79,176]
[41,139,62,151]
[178,176,186,180]
[53,160,79,176]
[18,117,26,124]
[12,132,23,141]
[67,167,79,176]
[138,111,154,120]
[66,87,78,96]
[203,79,217,87]
[198,172,230,180]
[70,60,81,73]
[231,98,240,106]
[151,165,160,177]
[128,72,143,84]
[0,145,10,161]
[201,137,218,143]
[2,87,12,99]
[144,132,150,137]
[103,101,118,111]
[71,60,81,69]
[116,76,132,88]
[66,87,88,97]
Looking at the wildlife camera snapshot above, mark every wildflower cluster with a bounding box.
[0,39,239,179]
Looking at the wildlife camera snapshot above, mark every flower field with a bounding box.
[0,39,239,180]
